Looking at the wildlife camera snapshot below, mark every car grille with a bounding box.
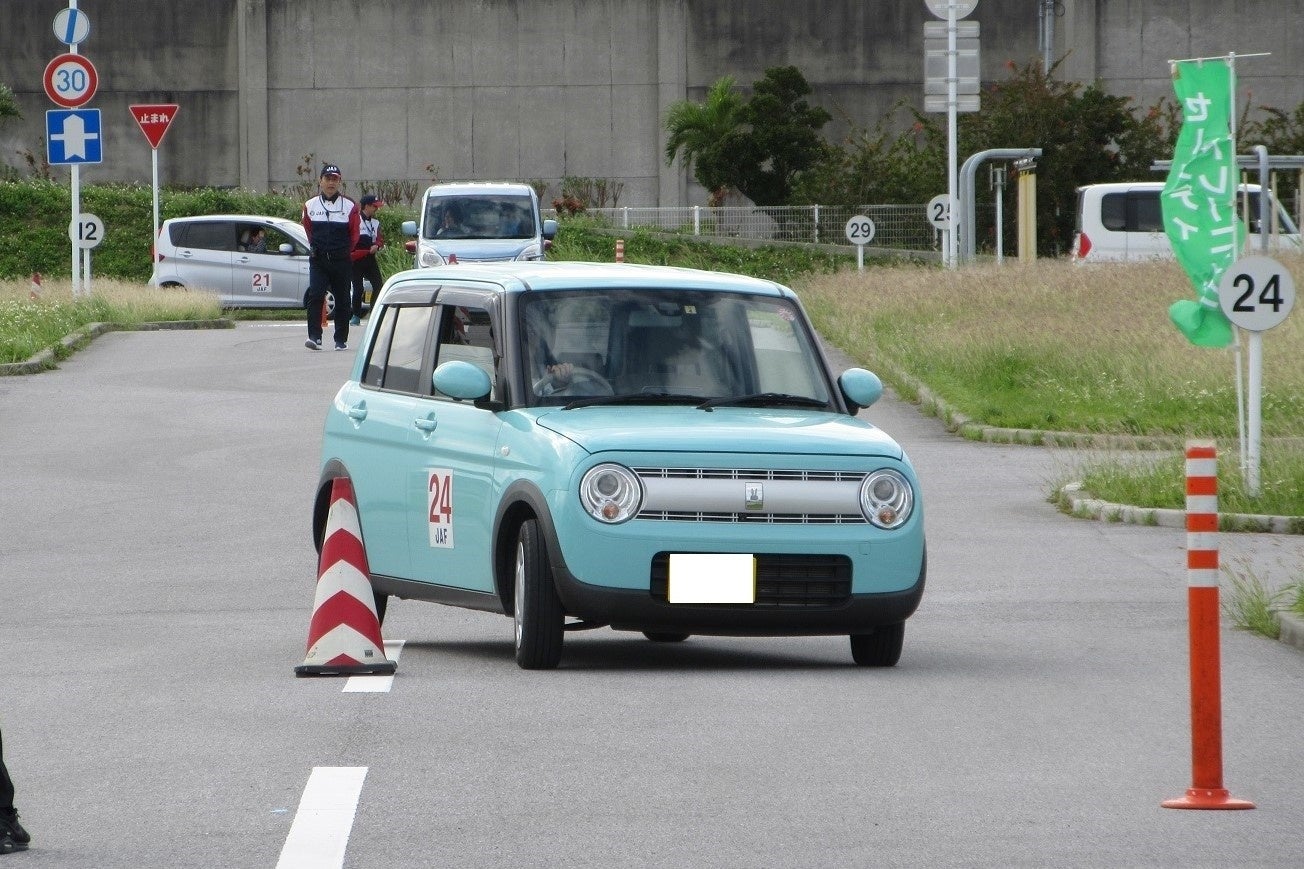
[637,510,864,524]
[635,468,864,482]
[632,467,870,524]
[650,553,852,608]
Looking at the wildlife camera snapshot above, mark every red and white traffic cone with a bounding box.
[295,478,397,676]
[615,239,625,262]
[29,272,42,300]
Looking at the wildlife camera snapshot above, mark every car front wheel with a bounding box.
[513,519,564,669]
[849,622,904,667]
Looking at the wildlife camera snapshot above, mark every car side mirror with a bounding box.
[433,360,492,401]
[839,368,882,411]
[542,218,558,240]
[279,243,294,255]
[402,220,418,237]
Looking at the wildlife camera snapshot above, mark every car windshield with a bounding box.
[519,289,833,408]
[423,194,536,240]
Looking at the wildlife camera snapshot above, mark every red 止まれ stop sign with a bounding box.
[130,104,179,149]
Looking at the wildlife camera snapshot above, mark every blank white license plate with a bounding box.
[667,553,756,604]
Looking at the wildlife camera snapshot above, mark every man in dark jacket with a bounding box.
[1,725,29,854]
[301,163,360,350]
[350,194,385,326]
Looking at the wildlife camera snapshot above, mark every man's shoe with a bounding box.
[335,343,348,351]
[349,316,360,326]
[305,339,322,350]
[0,809,28,852]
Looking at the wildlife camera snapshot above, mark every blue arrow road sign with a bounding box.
[46,109,102,165]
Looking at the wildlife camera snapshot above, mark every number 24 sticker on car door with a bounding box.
[428,469,454,548]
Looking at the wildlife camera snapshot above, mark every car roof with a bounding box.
[421,182,535,197]
[379,261,790,301]
[1076,181,1266,193]
[164,214,304,227]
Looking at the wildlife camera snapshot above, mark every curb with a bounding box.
[1056,482,1301,535]
[1277,611,1304,653]
[0,319,235,376]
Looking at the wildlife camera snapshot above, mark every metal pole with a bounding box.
[946,1,958,269]
[152,146,161,269]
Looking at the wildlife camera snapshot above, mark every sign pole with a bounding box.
[946,0,958,269]
[151,146,160,267]
[71,164,81,297]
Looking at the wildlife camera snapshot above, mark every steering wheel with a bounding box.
[533,365,614,397]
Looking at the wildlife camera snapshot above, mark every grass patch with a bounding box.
[794,257,1304,440]
[1221,565,1285,639]
[1,278,223,364]
[1066,447,1304,517]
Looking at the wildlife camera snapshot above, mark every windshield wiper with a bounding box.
[696,392,831,411]
[562,392,705,410]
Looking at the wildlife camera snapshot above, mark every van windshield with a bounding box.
[423,194,536,241]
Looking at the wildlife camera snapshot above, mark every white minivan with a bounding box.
[1070,182,1301,261]
[402,182,557,267]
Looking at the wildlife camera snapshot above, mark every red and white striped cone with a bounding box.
[615,239,625,262]
[295,478,397,677]
[29,272,42,301]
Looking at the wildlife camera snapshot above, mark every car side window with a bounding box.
[1131,191,1164,233]
[1100,193,1126,231]
[179,221,237,251]
[432,304,497,401]
[362,305,435,394]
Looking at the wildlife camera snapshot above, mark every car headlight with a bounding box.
[514,244,543,261]
[419,247,446,267]
[580,463,643,523]
[860,469,913,529]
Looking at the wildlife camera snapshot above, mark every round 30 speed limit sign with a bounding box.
[1218,255,1296,332]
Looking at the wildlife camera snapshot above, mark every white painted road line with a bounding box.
[275,766,368,869]
[342,640,405,692]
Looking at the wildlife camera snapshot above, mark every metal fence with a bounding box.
[580,205,945,253]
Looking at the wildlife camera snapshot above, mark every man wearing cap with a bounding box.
[301,164,360,350]
[349,194,385,327]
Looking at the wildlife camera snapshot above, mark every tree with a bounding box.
[663,76,744,205]
[664,66,832,207]
[719,66,832,206]
[0,83,20,124]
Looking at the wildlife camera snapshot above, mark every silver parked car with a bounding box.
[150,214,316,308]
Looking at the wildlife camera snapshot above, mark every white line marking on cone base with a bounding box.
[343,640,404,692]
[275,766,367,869]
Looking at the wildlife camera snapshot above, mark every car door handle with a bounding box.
[347,403,368,422]
[414,416,438,432]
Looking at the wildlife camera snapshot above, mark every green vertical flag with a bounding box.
[1161,60,1239,348]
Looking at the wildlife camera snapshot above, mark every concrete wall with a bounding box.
[1,0,1301,205]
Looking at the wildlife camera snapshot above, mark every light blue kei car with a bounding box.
[313,261,926,669]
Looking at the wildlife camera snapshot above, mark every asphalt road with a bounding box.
[1,322,1302,868]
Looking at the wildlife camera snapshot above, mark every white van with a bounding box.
[402,182,557,267]
[1070,182,1301,261]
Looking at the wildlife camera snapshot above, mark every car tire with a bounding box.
[513,518,564,669]
[849,622,904,667]
[643,632,690,643]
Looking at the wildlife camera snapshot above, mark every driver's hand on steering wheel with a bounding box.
[546,362,573,387]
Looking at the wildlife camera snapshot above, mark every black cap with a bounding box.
[359,194,383,208]
[320,164,342,178]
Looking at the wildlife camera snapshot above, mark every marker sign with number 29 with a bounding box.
[844,215,876,245]
[1218,255,1296,332]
